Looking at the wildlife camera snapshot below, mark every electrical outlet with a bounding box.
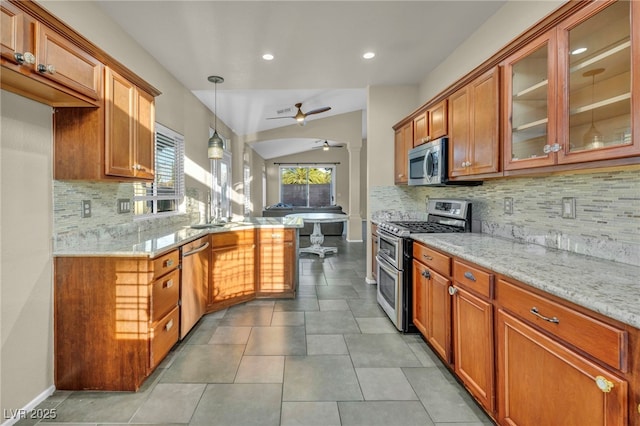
[562,197,576,219]
[117,198,131,214]
[81,200,92,218]
[504,197,513,215]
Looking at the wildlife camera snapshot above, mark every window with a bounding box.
[134,123,185,217]
[279,165,335,207]
[210,128,232,220]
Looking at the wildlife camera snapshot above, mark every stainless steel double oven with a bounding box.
[376,199,472,332]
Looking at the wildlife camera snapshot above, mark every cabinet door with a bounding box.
[1,2,35,66]
[503,30,558,170]
[427,268,452,363]
[452,286,494,412]
[211,244,256,306]
[557,0,638,163]
[469,66,500,175]
[105,67,135,178]
[371,226,378,281]
[497,309,628,426]
[413,111,428,147]
[135,89,155,180]
[37,24,102,100]
[411,260,428,336]
[448,86,470,177]
[427,100,447,141]
[394,123,412,184]
[258,241,295,294]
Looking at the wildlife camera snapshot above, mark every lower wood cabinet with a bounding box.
[257,228,296,297]
[209,229,256,311]
[54,249,180,391]
[497,309,628,426]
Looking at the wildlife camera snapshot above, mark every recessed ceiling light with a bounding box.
[571,47,587,55]
[363,52,375,59]
[262,53,274,61]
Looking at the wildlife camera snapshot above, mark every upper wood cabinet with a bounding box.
[1,0,102,106]
[448,66,500,178]
[504,0,639,170]
[105,67,155,180]
[394,121,413,184]
[413,100,448,147]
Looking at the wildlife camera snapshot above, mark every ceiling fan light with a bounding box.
[208,131,224,159]
[323,143,330,151]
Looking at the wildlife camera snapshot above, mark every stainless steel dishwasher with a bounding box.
[180,236,210,339]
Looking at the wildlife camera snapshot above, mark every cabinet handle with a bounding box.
[448,286,457,296]
[529,307,559,324]
[463,271,476,281]
[183,241,210,257]
[164,259,174,268]
[165,319,174,331]
[14,51,35,65]
[551,143,562,153]
[163,279,173,289]
[594,376,614,393]
[271,233,282,238]
[543,144,552,154]
[422,254,433,260]
[421,270,430,279]
[37,63,56,74]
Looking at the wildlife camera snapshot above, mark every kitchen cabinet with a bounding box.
[1,0,102,107]
[209,229,256,311]
[412,243,452,363]
[450,259,495,412]
[413,100,448,147]
[394,121,413,184]
[54,67,158,181]
[497,309,627,425]
[54,249,180,391]
[257,228,296,297]
[104,67,155,180]
[504,0,639,170]
[448,66,500,178]
[180,236,210,339]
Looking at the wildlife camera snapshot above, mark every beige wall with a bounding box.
[1,91,54,415]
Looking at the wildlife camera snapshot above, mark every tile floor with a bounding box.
[19,236,494,426]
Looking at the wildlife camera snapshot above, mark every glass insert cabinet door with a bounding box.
[558,0,637,163]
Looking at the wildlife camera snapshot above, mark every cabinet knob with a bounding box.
[164,259,174,268]
[37,64,56,74]
[594,376,614,393]
[463,271,476,281]
[165,319,174,331]
[421,270,430,279]
[14,51,35,65]
[448,286,457,296]
[163,279,173,289]
[543,144,552,154]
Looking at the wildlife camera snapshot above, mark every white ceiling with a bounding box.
[95,0,506,158]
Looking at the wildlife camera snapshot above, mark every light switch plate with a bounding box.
[562,197,576,219]
[504,197,513,215]
[81,200,91,218]
[117,198,131,214]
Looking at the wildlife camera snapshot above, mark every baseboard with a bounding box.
[1,385,55,426]
[365,277,377,285]
[345,238,363,243]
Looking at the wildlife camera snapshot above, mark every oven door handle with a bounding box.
[376,255,399,277]
[376,230,401,244]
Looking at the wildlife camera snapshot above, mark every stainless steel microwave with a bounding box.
[408,138,482,187]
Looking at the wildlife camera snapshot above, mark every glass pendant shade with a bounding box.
[583,122,603,148]
[208,131,224,159]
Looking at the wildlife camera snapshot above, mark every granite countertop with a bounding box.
[411,233,640,330]
[53,217,304,258]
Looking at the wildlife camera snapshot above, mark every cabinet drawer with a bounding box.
[259,228,293,242]
[151,250,179,280]
[453,259,493,299]
[497,279,626,371]
[150,306,179,368]
[413,244,451,276]
[151,268,179,323]
[211,229,255,247]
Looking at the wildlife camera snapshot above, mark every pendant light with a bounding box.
[207,75,225,159]
[582,68,604,149]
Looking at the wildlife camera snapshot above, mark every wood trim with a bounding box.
[8,0,161,96]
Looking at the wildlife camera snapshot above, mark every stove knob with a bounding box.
[393,226,399,233]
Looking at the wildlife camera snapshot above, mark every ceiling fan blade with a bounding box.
[266,116,295,120]
[304,106,331,116]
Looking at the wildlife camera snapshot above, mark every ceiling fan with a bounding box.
[313,140,345,151]
[267,102,331,125]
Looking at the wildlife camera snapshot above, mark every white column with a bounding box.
[346,145,363,242]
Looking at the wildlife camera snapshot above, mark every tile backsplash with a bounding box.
[371,169,640,266]
[53,180,204,250]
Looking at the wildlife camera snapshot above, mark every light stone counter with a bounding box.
[411,233,640,330]
[53,217,304,258]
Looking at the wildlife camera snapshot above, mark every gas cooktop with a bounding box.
[377,199,472,237]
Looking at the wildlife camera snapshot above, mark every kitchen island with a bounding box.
[53,217,303,391]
